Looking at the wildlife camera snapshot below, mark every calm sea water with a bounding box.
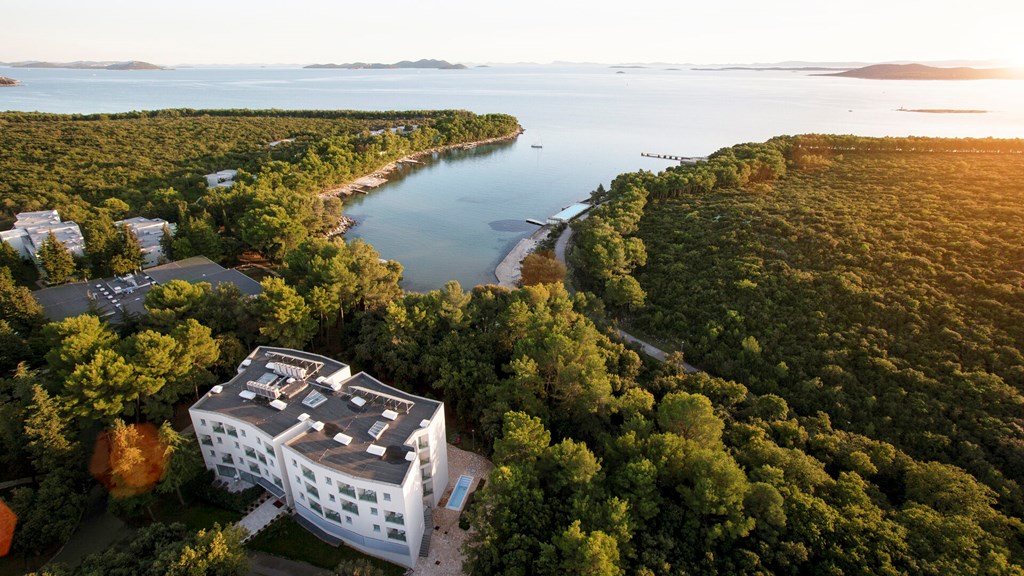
[4,66,1023,290]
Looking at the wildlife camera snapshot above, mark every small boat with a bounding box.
[531,143,543,149]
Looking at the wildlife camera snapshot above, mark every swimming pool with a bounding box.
[446,475,474,510]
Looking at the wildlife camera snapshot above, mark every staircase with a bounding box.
[419,507,433,557]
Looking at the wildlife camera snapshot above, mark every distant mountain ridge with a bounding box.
[820,63,1024,80]
[7,60,164,70]
[305,59,466,70]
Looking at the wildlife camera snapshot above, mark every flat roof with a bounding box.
[32,255,263,322]
[549,203,591,222]
[193,347,441,485]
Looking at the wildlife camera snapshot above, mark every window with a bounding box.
[301,465,315,482]
[226,425,238,438]
[383,493,391,502]
[309,501,323,515]
[273,476,283,488]
[221,454,234,464]
[345,516,353,525]
[385,511,405,525]
[329,494,336,502]
[306,483,320,500]
[338,483,356,498]
[421,468,432,481]
[257,453,267,465]
[296,475,301,484]
[418,437,428,449]
[325,509,342,523]
[256,438,261,445]
[370,507,378,516]
[234,441,239,449]
[373,524,381,533]
[212,423,225,434]
[358,488,378,503]
[291,459,297,467]
[216,437,223,444]
[201,435,213,446]
[266,444,274,456]
[200,419,207,426]
[209,450,215,457]
[299,493,305,501]
[240,429,246,437]
[341,501,358,515]
[324,477,332,486]
[386,528,407,542]
[244,446,257,459]
[248,462,259,474]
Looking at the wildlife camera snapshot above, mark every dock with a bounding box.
[641,152,709,165]
[525,219,546,226]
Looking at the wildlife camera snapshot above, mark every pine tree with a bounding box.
[37,230,76,284]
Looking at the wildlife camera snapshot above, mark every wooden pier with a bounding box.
[641,152,709,164]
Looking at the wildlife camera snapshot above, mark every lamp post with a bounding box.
[471,428,476,451]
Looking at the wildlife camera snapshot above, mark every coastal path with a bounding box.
[552,219,701,374]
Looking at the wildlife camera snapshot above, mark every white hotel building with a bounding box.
[189,347,448,568]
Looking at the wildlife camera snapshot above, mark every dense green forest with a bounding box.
[0,109,519,268]
[6,127,1024,575]
[564,134,1024,572]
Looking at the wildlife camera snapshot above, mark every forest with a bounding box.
[5,127,1024,575]
[565,134,1024,573]
[0,108,520,273]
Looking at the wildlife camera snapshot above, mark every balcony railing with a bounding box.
[358,490,378,503]
[200,436,213,446]
[226,428,238,438]
[302,469,315,482]
[265,444,274,456]
[387,528,407,542]
[306,484,320,499]
[341,501,358,514]
[212,425,225,434]
[220,454,234,464]
[338,485,356,498]
[244,447,257,458]
[385,512,405,525]
[248,463,260,474]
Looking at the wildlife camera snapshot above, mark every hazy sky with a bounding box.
[3,0,1022,65]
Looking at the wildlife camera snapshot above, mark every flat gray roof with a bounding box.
[193,347,441,486]
[33,255,263,322]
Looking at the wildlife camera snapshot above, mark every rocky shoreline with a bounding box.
[319,125,525,200]
[0,76,20,86]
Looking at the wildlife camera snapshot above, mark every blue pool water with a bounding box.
[446,475,474,510]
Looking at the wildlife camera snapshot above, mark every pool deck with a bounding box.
[413,444,493,576]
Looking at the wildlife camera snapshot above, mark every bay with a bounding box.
[3,65,1022,290]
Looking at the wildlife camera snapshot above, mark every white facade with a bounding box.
[114,216,175,268]
[189,347,448,568]
[1,209,86,269]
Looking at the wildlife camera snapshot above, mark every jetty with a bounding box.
[641,152,708,165]
[525,219,546,227]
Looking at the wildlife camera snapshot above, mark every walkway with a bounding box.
[494,225,551,288]
[237,497,288,543]
[552,219,700,374]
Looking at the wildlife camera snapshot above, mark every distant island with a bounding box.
[610,65,647,69]
[8,60,164,70]
[305,59,466,70]
[897,107,989,114]
[694,66,853,72]
[0,76,20,86]
[819,63,1024,80]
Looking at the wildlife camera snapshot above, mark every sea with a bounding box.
[3,65,1023,291]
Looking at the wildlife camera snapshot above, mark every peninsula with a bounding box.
[305,58,466,70]
[8,60,164,70]
[0,76,20,86]
[820,63,1024,80]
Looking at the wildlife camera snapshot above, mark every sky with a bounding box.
[3,0,1023,66]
